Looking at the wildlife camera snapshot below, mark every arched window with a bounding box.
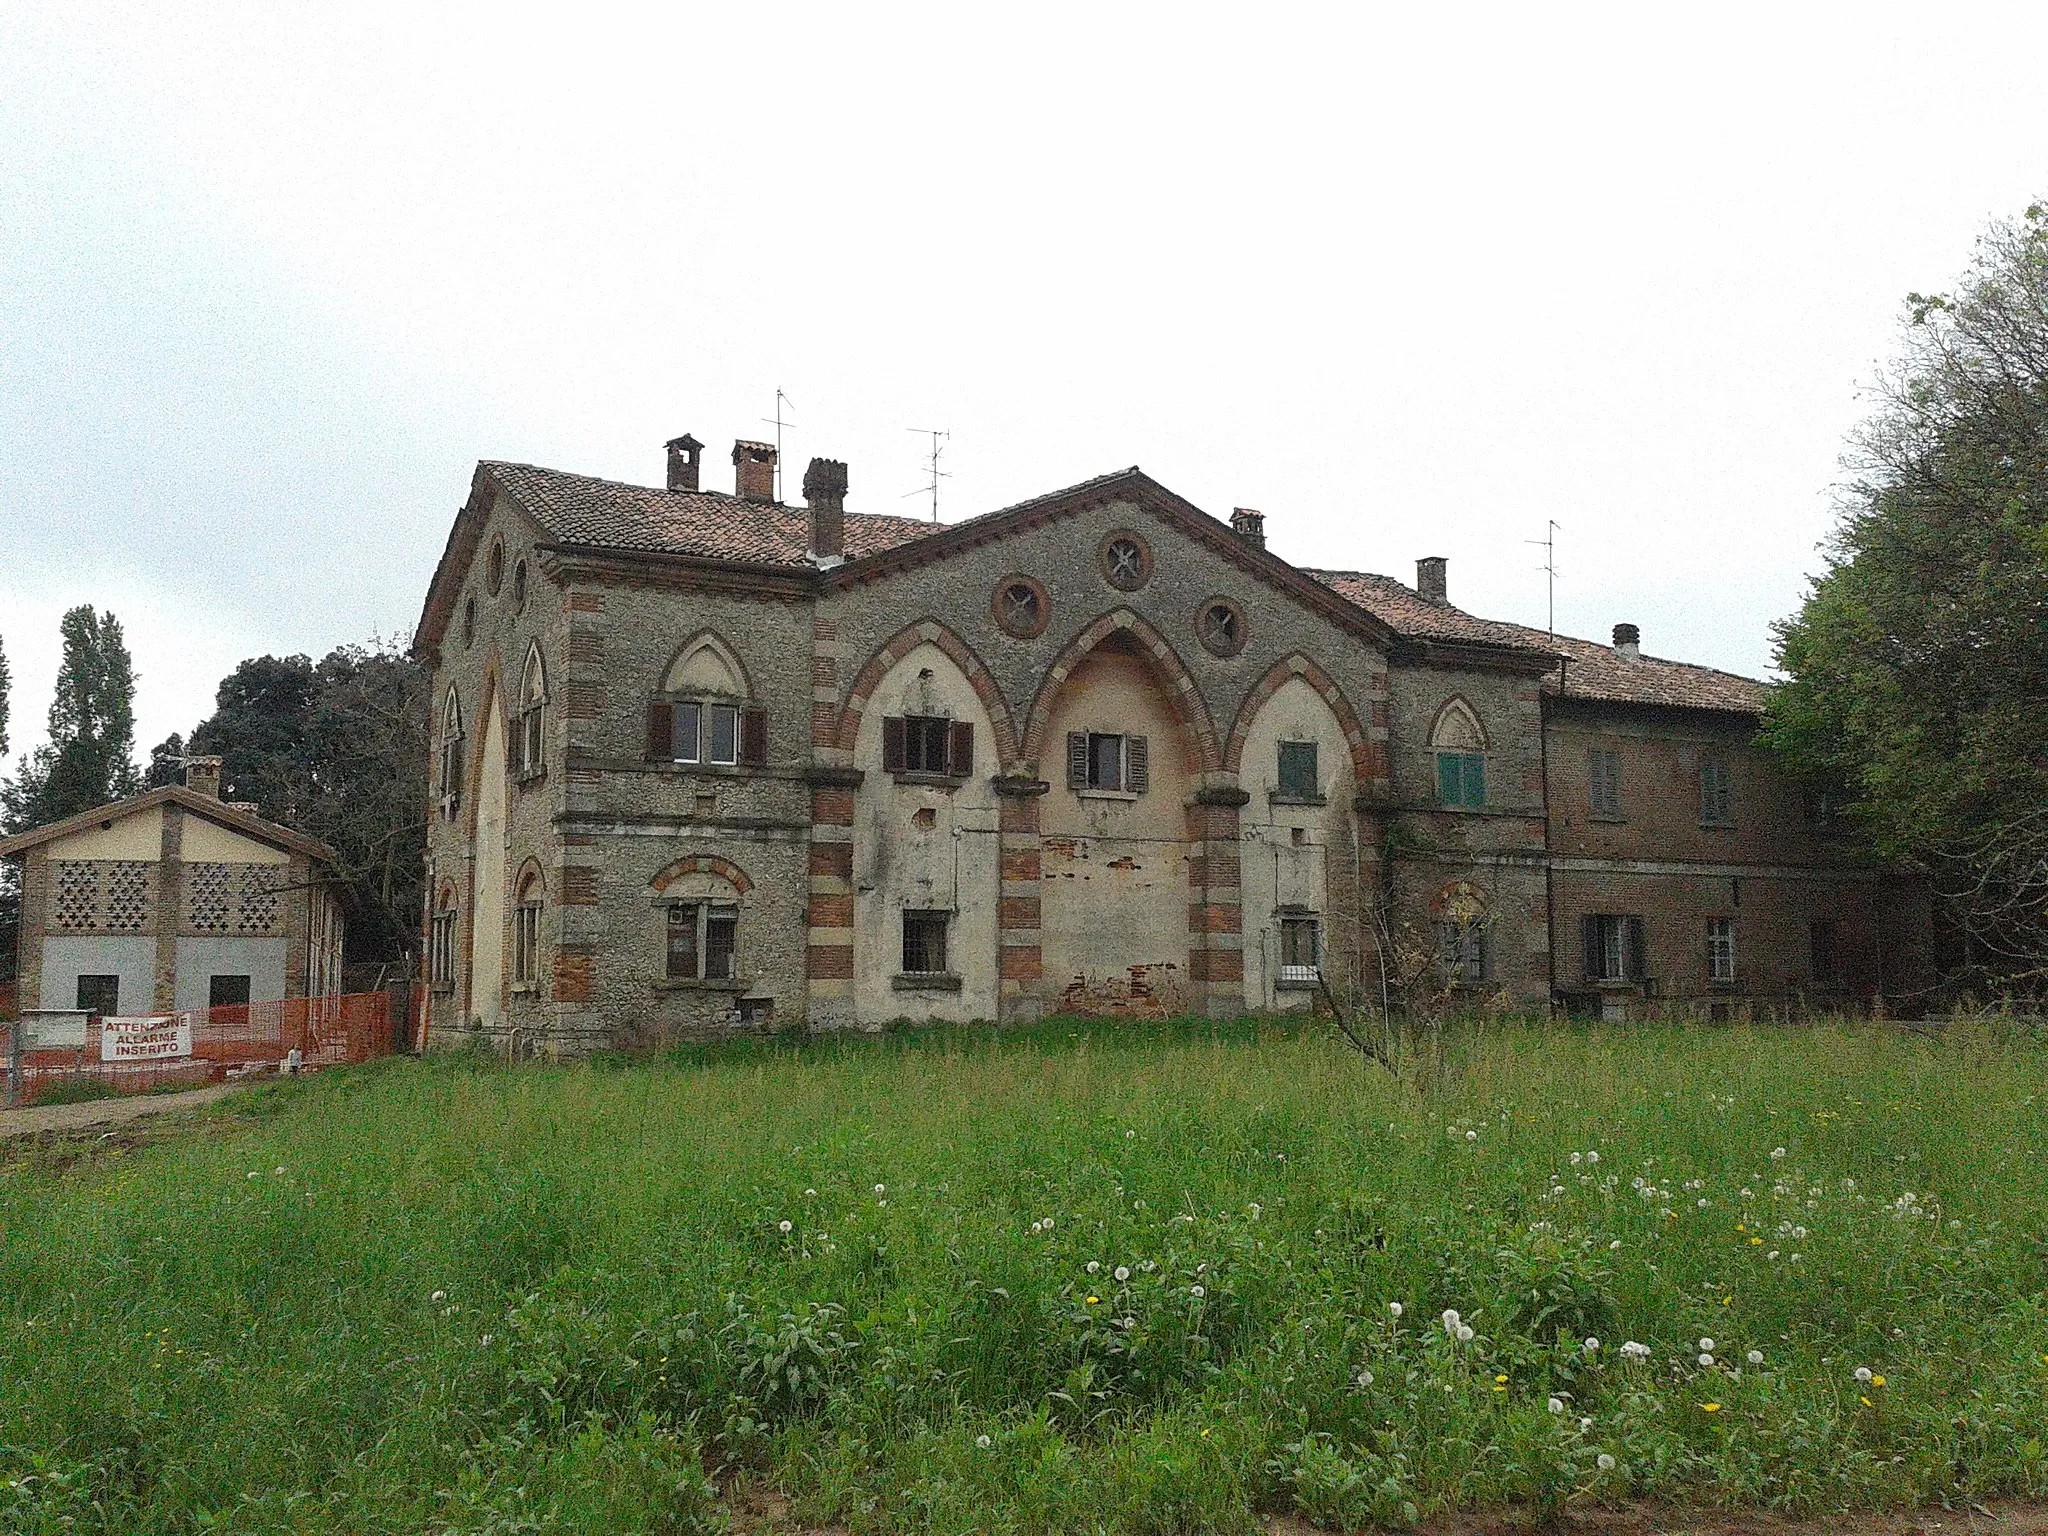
[1428,698,1487,809]
[438,690,466,820]
[1434,880,1490,985]
[646,633,767,769]
[429,885,458,987]
[518,645,547,778]
[512,869,543,986]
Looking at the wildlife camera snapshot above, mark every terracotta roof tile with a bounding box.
[1306,569,1768,715]
[487,462,941,566]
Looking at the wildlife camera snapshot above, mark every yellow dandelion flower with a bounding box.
[1087,1296,1100,1304]
[1496,1374,1509,1383]
[1750,1237,1762,1245]
[1860,1395,1872,1406]
[1201,1427,1211,1437]
[1701,1402,1721,1412]
[1493,1384,1507,1393]
[1872,1375,1886,1387]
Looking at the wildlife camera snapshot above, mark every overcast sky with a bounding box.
[4,3,2046,780]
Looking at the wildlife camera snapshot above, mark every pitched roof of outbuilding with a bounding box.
[1306,569,1769,714]
[0,786,338,863]
[485,461,941,566]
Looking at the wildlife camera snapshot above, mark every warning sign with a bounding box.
[101,1015,194,1062]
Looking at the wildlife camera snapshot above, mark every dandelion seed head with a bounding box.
[1356,1368,1373,1387]
[1548,1396,1565,1414]
[1584,1337,1600,1352]
[1189,1284,1205,1298]
[977,1434,992,1449]
[1699,1338,1715,1352]
[1747,1350,1764,1365]
[1855,1366,1873,1383]
[1456,1324,1475,1342]
[1114,1266,1131,1282]
[1086,1260,1100,1274]
[1597,1453,1617,1471]
[1389,1301,1404,1317]
[1698,1353,1715,1368]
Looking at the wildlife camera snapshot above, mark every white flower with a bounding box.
[1466,1129,1479,1141]
[805,1188,817,1197]
[1697,1198,1709,1209]
[1746,1350,1764,1365]
[778,1219,793,1233]
[1698,1353,1715,1368]
[1356,1368,1374,1387]
[1771,1147,1787,1160]
[1699,1338,1715,1351]
[246,1171,260,1180]
[1609,1239,1622,1250]
[1620,1340,1651,1360]
[1121,1315,1137,1330]
[1086,1260,1101,1274]
[1189,1285,1205,1299]
[1043,1217,1055,1230]
[1125,1129,1135,1137]
[1578,1416,1593,1432]
[1247,1202,1262,1219]
[1030,1221,1043,1233]
[1854,1366,1873,1383]
[1597,1452,1617,1471]
[1389,1302,1404,1317]
[431,1290,446,1303]
[1456,1324,1475,1343]
[1570,1152,1583,1165]
[1441,1308,1462,1331]
[1114,1266,1131,1282]
[481,1334,493,1346]
[1548,1396,1565,1414]
[1789,1252,1802,1263]
[976,1434,992,1449]
[874,1183,887,1194]
[273,1166,285,1175]
[1585,1151,1600,1165]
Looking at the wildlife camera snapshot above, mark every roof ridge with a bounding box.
[487,460,935,527]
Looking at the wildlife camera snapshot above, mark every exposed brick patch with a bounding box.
[810,843,853,879]
[808,943,855,980]
[563,681,607,720]
[568,630,606,665]
[1189,948,1243,983]
[560,866,599,906]
[1188,902,1243,934]
[567,590,605,612]
[553,947,594,1003]
[812,655,837,687]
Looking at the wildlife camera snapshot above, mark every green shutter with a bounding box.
[1463,754,1487,807]
[1436,752,1460,806]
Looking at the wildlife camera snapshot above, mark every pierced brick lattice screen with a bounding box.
[103,862,153,931]
[53,862,99,930]
[236,868,281,933]
[189,863,233,932]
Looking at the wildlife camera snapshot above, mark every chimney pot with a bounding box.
[803,457,848,565]
[184,756,223,800]
[1416,556,1448,604]
[665,433,703,492]
[1612,622,1641,660]
[732,439,778,502]
[1229,507,1266,549]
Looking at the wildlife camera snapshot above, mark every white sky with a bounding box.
[4,3,2046,779]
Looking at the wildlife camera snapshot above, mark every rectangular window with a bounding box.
[514,902,541,984]
[1589,748,1622,818]
[883,716,974,778]
[1278,915,1321,984]
[1810,919,1839,987]
[1439,920,1487,983]
[1089,732,1125,790]
[1436,751,1486,808]
[76,974,119,1016]
[707,704,739,766]
[902,909,950,975]
[1700,757,1734,826]
[208,974,252,1010]
[1067,730,1148,793]
[1707,918,1736,982]
[673,702,702,764]
[703,905,738,980]
[1581,914,1646,982]
[1277,740,1320,799]
[906,716,950,773]
[666,904,700,981]
[430,910,456,986]
[520,707,543,776]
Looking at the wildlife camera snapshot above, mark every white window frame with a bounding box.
[1707,918,1737,983]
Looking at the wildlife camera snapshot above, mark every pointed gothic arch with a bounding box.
[1428,695,1489,751]
[1021,608,1221,773]
[1223,653,1380,782]
[659,630,752,699]
[838,618,1021,763]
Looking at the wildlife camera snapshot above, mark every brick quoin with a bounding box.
[807,943,855,980]
[999,795,1041,834]
[811,789,856,826]
[1189,902,1242,934]
[998,896,1042,929]
[1000,945,1043,980]
[809,843,853,879]
[1188,949,1243,983]
[999,848,1041,882]
[808,894,854,928]
[560,867,599,906]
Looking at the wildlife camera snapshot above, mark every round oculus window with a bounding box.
[993,574,1050,638]
[1100,531,1152,591]
[1198,597,1247,657]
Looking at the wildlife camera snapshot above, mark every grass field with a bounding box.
[3,1017,2047,1534]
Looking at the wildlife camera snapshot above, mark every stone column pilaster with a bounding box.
[994,775,1048,1025]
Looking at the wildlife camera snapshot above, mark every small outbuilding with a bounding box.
[0,758,344,1017]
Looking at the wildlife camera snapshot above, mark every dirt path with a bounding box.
[0,1080,255,1137]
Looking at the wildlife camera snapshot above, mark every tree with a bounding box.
[0,630,11,763]
[1764,202,2048,989]
[142,732,186,790]
[0,606,139,835]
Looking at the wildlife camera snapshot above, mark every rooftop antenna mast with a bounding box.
[762,389,795,501]
[903,427,949,523]
[1525,519,1561,636]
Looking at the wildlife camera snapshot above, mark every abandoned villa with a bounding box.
[415,435,1930,1051]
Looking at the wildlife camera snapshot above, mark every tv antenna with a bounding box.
[761,389,795,501]
[1525,519,1561,636]
[903,427,949,522]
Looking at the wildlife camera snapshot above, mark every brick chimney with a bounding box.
[1613,622,1641,660]
[665,433,703,492]
[1416,556,1448,604]
[733,440,777,502]
[1230,507,1266,549]
[803,457,847,566]
[185,756,223,800]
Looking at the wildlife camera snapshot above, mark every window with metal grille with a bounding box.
[1436,751,1486,808]
[667,903,740,981]
[1589,748,1622,818]
[1700,757,1734,826]
[1439,919,1487,983]
[1707,918,1736,982]
[76,974,119,1016]
[882,716,972,777]
[1277,740,1319,799]
[1278,916,1321,985]
[901,909,950,975]
[1581,913,1646,982]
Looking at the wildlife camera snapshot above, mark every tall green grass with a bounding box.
[3,1017,2047,1533]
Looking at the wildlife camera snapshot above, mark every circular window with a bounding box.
[512,558,529,611]
[1099,531,1152,591]
[487,539,505,596]
[992,574,1050,638]
[462,595,477,649]
[1197,596,1247,657]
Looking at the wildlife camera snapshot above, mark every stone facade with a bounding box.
[412,443,1928,1050]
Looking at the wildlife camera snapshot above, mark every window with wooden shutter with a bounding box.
[883,717,908,774]
[1067,731,1089,789]
[1125,734,1149,793]
[1589,748,1622,818]
[646,701,675,761]
[1624,917,1647,980]
[948,720,974,776]
[1581,914,1602,981]
[741,706,768,767]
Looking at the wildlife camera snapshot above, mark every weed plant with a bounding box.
[3,1016,2047,1533]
